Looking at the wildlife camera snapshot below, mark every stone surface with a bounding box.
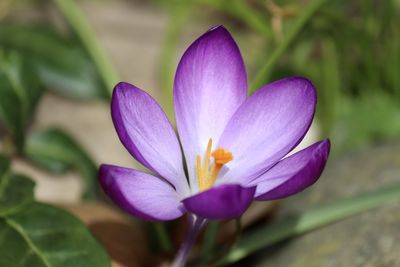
[252,142,400,267]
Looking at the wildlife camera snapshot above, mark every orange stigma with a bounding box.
[212,148,233,165]
[196,139,233,191]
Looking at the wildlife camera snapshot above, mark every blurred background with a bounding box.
[0,0,400,266]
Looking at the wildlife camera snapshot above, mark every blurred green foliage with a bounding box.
[278,0,400,153]
[0,1,112,202]
[0,3,110,262]
[0,24,107,99]
[0,6,105,201]
[156,0,400,154]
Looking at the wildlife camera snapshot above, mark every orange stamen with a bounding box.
[196,140,233,191]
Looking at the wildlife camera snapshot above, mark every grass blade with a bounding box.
[251,0,327,92]
[53,0,120,96]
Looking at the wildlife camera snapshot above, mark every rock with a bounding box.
[252,142,400,267]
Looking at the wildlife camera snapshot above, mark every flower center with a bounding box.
[196,138,233,191]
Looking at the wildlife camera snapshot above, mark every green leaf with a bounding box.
[0,202,111,267]
[0,24,107,99]
[216,183,400,266]
[0,51,42,113]
[0,70,24,150]
[0,173,35,216]
[0,51,42,152]
[0,154,34,216]
[25,128,99,200]
[0,154,10,176]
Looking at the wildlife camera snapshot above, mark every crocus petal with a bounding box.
[112,82,188,195]
[253,139,330,200]
[99,164,185,221]
[218,77,316,185]
[174,26,247,191]
[182,184,255,220]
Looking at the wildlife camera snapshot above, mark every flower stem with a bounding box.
[171,215,206,267]
[153,223,173,252]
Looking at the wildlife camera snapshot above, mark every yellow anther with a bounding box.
[196,155,203,189]
[196,139,233,191]
[202,139,213,186]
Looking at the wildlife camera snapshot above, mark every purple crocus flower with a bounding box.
[99,25,330,267]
